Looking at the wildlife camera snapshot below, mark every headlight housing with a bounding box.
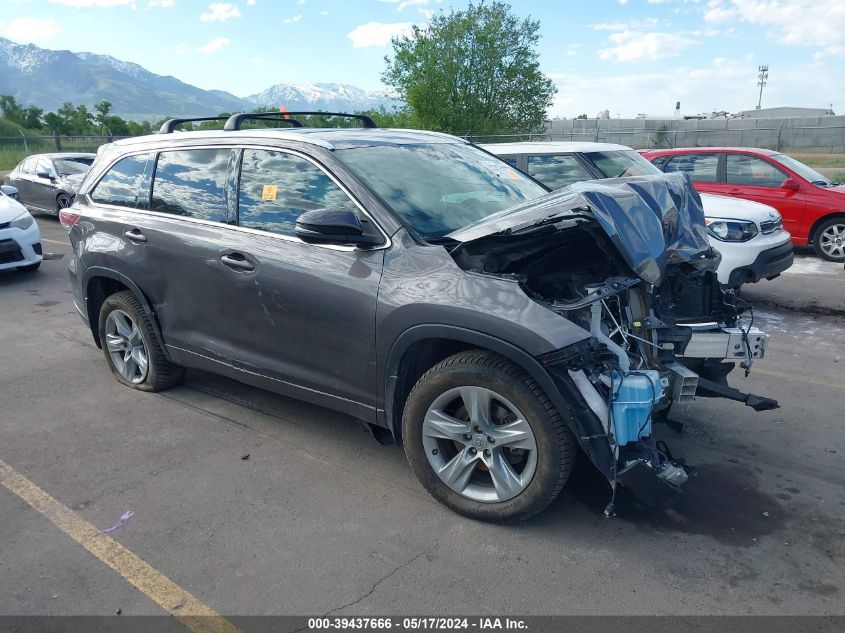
[10,210,35,231]
[705,218,758,242]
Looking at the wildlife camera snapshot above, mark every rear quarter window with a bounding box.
[527,154,593,190]
[663,153,719,183]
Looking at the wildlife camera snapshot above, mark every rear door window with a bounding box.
[91,154,153,208]
[150,148,231,222]
[238,149,359,238]
[726,154,787,188]
[21,158,37,175]
[527,154,593,189]
[663,153,719,183]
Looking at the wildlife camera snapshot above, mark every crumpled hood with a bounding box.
[61,172,86,191]
[447,172,713,286]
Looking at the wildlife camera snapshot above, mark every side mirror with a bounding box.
[781,178,800,192]
[36,171,54,180]
[295,208,382,246]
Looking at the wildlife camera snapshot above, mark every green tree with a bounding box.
[382,1,556,135]
[0,95,27,126]
[94,100,113,133]
[22,106,44,129]
[44,112,70,135]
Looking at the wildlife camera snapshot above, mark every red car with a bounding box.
[640,147,845,262]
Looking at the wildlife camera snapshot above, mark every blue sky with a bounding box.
[1,0,843,117]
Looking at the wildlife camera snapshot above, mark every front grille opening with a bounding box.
[33,242,43,255]
[760,218,783,234]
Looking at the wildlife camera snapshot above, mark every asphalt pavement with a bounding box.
[1,216,843,622]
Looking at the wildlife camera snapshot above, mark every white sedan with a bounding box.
[482,141,794,287]
[0,188,42,273]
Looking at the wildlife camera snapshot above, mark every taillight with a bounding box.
[59,209,81,230]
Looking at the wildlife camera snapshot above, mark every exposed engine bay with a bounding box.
[446,173,779,511]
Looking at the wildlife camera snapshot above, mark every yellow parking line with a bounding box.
[0,458,241,633]
[752,367,844,390]
[41,238,70,246]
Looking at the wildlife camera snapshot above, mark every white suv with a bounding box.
[482,142,794,287]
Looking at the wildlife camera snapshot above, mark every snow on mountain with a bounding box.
[0,37,399,119]
[245,82,399,112]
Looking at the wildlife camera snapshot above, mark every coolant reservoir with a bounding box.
[610,370,664,446]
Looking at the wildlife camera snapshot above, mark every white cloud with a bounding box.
[147,0,174,7]
[283,14,302,23]
[246,0,255,4]
[347,21,412,48]
[48,0,133,6]
[599,30,697,61]
[593,18,660,31]
[320,10,329,16]
[566,42,582,56]
[379,0,440,12]
[618,0,629,5]
[197,36,230,53]
[704,0,845,48]
[549,56,842,118]
[4,17,61,43]
[200,2,241,22]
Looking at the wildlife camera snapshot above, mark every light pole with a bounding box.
[756,64,768,110]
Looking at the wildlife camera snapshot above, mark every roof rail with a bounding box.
[158,116,230,134]
[158,115,306,134]
[224,111,377,131]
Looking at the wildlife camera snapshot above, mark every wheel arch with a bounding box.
[808,211,845,244]
[381,325,573,446]
[83,267,169,359]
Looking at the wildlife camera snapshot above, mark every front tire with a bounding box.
[98,291,185,392]
[402,350,576,522]
[812,216,845,262]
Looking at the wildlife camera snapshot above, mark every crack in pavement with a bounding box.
[324,547,436,617]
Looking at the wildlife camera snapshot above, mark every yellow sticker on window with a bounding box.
[261,184,278,201]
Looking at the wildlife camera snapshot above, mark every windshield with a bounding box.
[54,157,93,176]
[586,150,661,179]
[771,154,831,185]
[335,143,547,238]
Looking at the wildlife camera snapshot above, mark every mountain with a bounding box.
[245,82,397,112]
[0,38,398,121]
[0,37,250,119]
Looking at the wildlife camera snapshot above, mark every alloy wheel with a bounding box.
[818,222,845,259]
[422,386,538,502]
[104,309,149,384]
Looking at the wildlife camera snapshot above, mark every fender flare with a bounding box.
[381,324,579,443]
[81,266,171,361]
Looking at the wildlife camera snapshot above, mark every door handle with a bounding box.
[124,228,147,243]
[220,253,255,272]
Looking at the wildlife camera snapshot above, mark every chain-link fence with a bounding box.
[0,134,132,171]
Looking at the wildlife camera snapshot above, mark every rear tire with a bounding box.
[56,194,71,216]
[98,290,185,392]
[402,350,576,523]
[812,216,845,262]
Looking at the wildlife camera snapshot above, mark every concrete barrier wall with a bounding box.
[541,115,845,153]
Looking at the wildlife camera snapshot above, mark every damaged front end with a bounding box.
[446,173,778,510]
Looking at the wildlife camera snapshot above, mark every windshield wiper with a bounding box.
[810,180,832,186]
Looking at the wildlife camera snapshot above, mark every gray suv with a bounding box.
[65,113,778,522]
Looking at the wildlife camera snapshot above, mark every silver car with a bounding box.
[7,152,95,215]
